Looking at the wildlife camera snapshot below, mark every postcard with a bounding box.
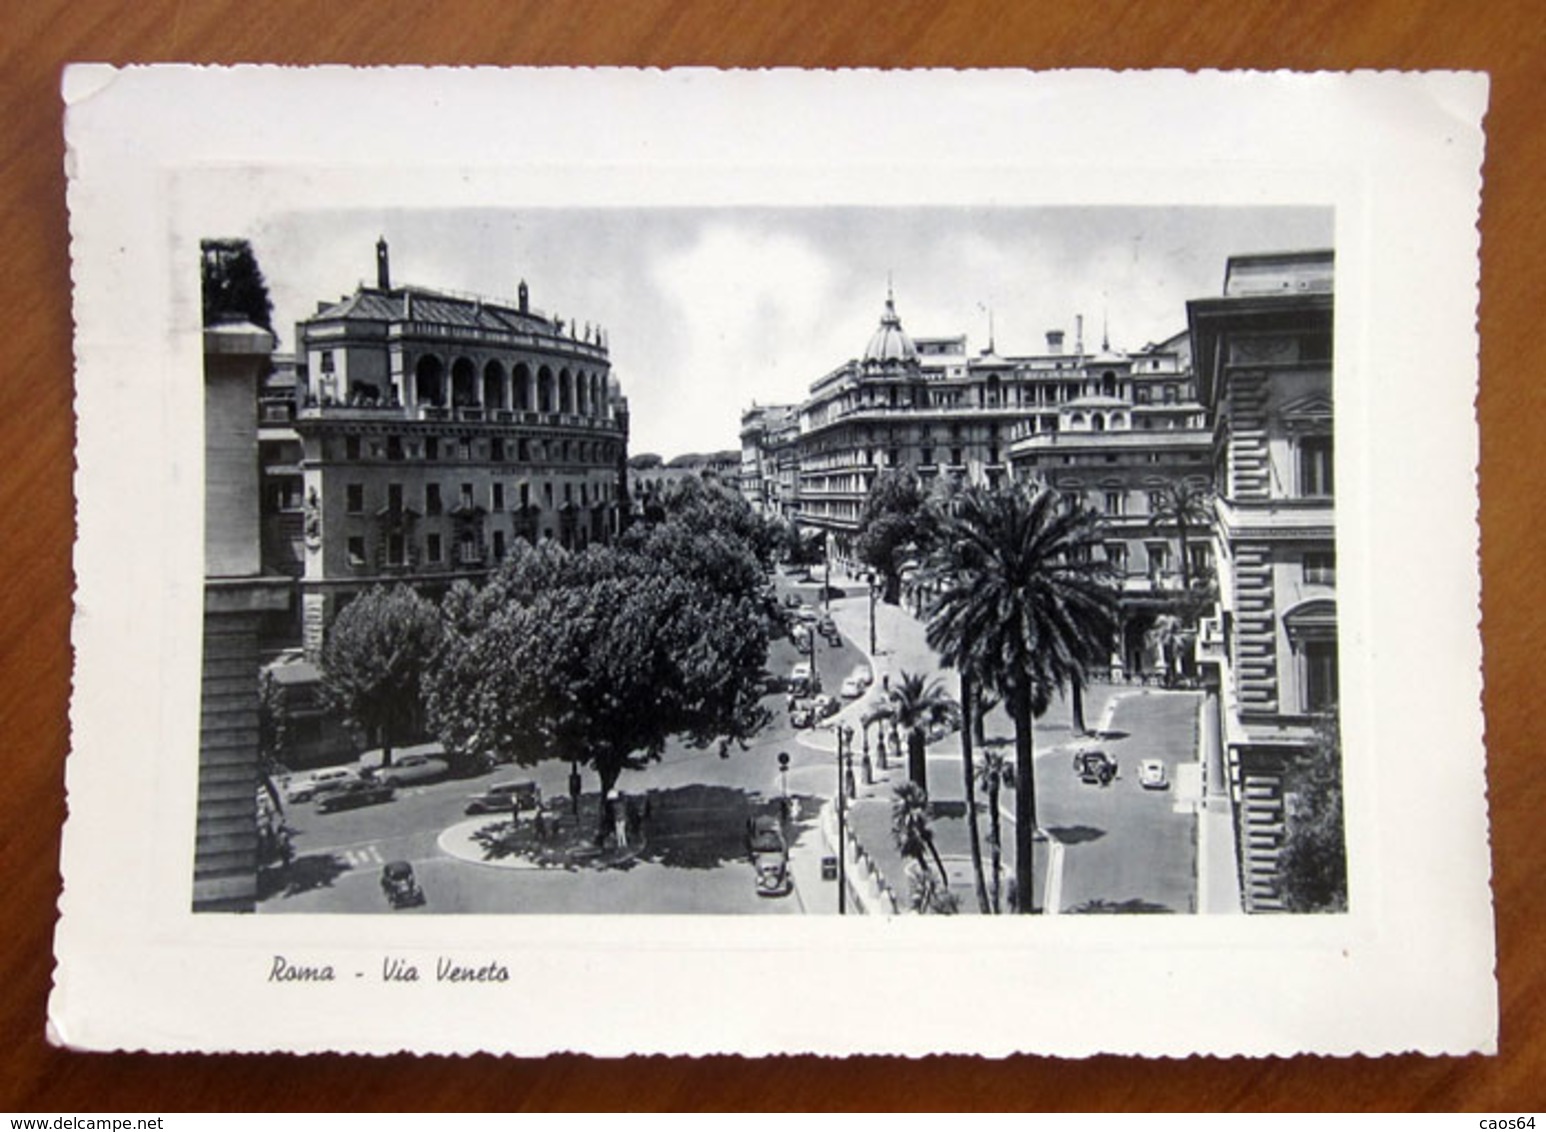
[54,66,1493,1056]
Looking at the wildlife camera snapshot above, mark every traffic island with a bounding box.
[437,797,646,872]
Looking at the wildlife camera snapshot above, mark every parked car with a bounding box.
[284,767,355,804]
[791,624,812,650]
[849,665,873,689]
[315,778,396,813]
[839,676,864,699]
[465,780,542,815]
[746,815,792,897]
[782,592,802,609]
[816,615,837,637]
[1138,759,1169,790]
[1073,750,1119,787]
[380,860,425,908]
[790,702,815,729]
[811,694,840,720]
[373,753,448,787]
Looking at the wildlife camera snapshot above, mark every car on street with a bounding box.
[811,694,840,720]
[746,815,792,897]
[373,754,449,787]
[839,676,864,699]
[788,661,813,695]
[380,860,425,908]
[849,665,873,689]
[816,614,837,637]
[790,701,814,729]
[782,592,802,609]
[1138,759,1169,790]
[1073,750,1119,787]
[791,624,812,650]
[465,779,542,815]
[314,778,396,813]
[284,767,355,804]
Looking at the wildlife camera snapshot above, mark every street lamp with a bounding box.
[839,723,856,801]
[835,725,848,915]
[777,750,791,822]
[867,571,877,656]
[823,533,831,612]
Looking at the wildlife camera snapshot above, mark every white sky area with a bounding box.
[249,207,1332,460]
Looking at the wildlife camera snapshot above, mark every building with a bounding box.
[784,291,1215,671]
[738,403,800,518]
[1008,327,1214,677]
[628,449,740,511]
[1188,249,1337,913]
[286,239,629,655]
[197,303,292,912]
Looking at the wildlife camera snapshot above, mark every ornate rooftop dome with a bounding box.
[862,291,918,367]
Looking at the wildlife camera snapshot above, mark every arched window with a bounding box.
[537,366,555,413]
[451,357,477,408]
[559,369,574,414]
[514,363,533,411]
[1283,599,1339,714]
[482,360,507,410]
[413,355,445,407]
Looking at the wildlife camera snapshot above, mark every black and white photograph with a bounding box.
[55,67,1492,1057]
[198,206,1342,920]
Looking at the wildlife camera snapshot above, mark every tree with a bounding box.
[886,670,958,795]
[256,668,291,811]
[1278,709,1348,912]
[427,523,772,840]
[201,238,274,331]
[1147,479,1213,595]
[925,484,1118,914]
[854,470,934,604]
[959,670,991,913]
[891,782,955,914]
[320,585,442,767]
[1147,613,1190,688]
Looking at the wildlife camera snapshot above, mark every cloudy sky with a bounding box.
[249,206,1331,460]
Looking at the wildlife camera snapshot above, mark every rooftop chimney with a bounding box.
[1075,314,1085,358]
[376,237,391,290]
[1046,329,1065,355]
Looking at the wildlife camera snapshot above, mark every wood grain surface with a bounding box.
[2,0,1541,1112]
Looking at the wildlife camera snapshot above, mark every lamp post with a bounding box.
[823,533,831,612]
[867,571,877,656]
[839,722,856,800]
[777,750,790,823]
[835,725,847,915]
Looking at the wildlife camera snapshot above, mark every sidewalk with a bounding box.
[806,566,1111,913]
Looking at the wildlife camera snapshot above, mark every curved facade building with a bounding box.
[291,239,629,653]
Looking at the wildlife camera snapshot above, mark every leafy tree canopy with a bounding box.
[1278,710,1348,913]
[201,238,274,332]
[320,585,442,765]
[428,517,773,808]
[855,470,936,603]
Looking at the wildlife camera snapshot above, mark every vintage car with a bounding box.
[465,779,542,815]
[746,815,792,897]
[1138,758,1170,790]
[314,777,396,813]
[380,860,425,908]
[1073,750,1119,787]
[373,753,449,787]
[284,767,355,804]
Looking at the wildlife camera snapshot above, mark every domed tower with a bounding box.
[862,287,920,372]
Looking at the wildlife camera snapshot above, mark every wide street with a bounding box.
[259,566,1201,916]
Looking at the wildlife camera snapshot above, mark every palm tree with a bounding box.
[892,781,954,913]
[958,670,991,913]
[887,670,958,795]
[1147,479,1213,593]
[925,484,1118,914]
